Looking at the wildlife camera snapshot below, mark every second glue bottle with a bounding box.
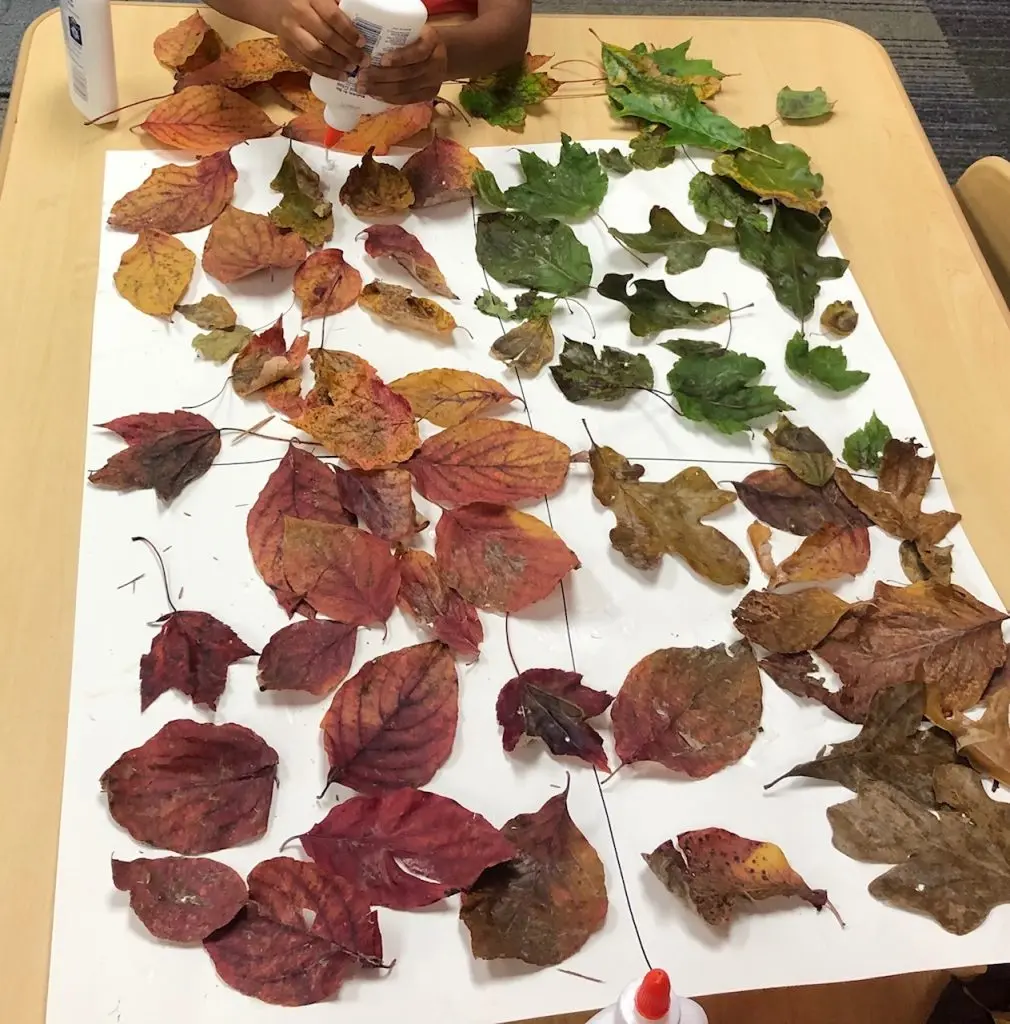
[310,0,428,144]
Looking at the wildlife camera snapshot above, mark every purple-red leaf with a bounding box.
[257,619,357,697]
[334,465,426,544]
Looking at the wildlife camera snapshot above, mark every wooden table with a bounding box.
[1,5,1004,1023]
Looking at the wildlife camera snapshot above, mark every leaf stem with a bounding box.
[504,613,521,676]
[596,214,649,267]
[83,91,173,126]
[131,536,177,615]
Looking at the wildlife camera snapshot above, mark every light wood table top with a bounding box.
[1,5,1004,1023]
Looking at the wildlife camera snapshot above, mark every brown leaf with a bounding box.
[821,299,858,337]
[436,503,580,613]
[339,149,414,217]
[334,466,424,544]
[101,720,278,854]
[760,650,856,719]
[900,539,953,585]
[202,205,307,284]
[177,293,237,330]
[361,224,456,297]
[734,466,870,535]
[590,444,749,583]
[232,319,308,399]
[756,524,871,589]
[271,70,320,112]
[114,229,195,318]
[396,549,483,660]
[747,521,777,579]
[293,249,363,322]
[390,368,519,428]
[257,619,357,696]
[112,855,245,942]
[460,781,608,966]
[322,641,457,792]
[358,280,457,337]
[402,135,484,208]
[733,587,851,654]
[108,151,237,234]
[764,415,835,486]
[179,37,303,90]
[932,685,1010,787]
[644,829,830,927]
[612,641,762,778]
[140,85,277,155]
[153,11,222,73]
[491,317,555,375]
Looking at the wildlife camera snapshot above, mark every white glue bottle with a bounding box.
[588,969,708,1024]
[310,0,428,147]
[59,0,119,123]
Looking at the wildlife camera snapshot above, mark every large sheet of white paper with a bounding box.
[47,138,1010,1024]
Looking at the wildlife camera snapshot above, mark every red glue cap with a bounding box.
[323,125,344,149]
[635,969,672,1021]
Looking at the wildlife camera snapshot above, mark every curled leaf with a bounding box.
[475,288,557,322]
[361,224,456,297]
[257,619,357,696]
[551,338,653,403]
[339,149,414,217]
[231,319,308,399]
[334,465,424,544]
[900,538,953,585]
[202,205,307,284]
[934,686,1010,787]
[629,124,678,170]
[598,273,729,336]
[732,587,851,653]
[688,171,766,230]
[358,280,456,337]
[599,147,633,175]
[396,549,483,660]
[490,317,555,375]
[821,299,859,336]
[268,145,333,247]
[338,101,433,155]
[293,249,363,322]
[114,229,195,318]
[758,524,871,589]
[140,85,277,155]
[153,11,222,73]
[389,368,518,427]
[402,134,484,207]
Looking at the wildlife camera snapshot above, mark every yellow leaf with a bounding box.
[114,229,195,318]
[358,281,456,337]
[389,368,518,427]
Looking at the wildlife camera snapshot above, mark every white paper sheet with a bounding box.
[46,138,1010,1024]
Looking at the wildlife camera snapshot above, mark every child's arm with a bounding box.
[362,0,533,105]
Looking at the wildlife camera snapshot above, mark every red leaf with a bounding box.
[140,609,255,711]
[334,466,425,544]
[257,619,357,697]
[435,503,580,613]
[282,518,401,626]
[496,669,612,771]
[294,249,364,322]
[89,410,220,502]
[299,787,514,909]
[204,857,383,1006]
[101,720,278,854]
[321,641,458,792]
[140,85,277,155]
[396,549,483,660]
[112,855,246,942]
[232,318,308,399]
[202,205,307,284]
[246,446,354,616]
[361,224,456,298]
[401,135,484,208]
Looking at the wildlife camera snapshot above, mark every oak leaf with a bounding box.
[408,419,570,507]
[257,619,357,696]
[750,522,871,589]
[299,787,514,909]
[733,466,870,535]
[177,293,236,330]
[491,316,554,374]
[589,443,749,583]
[293,249,363,322]
[179,37,302,90]
[460,780,607,966]
[396,549,483,660]
[334,466,424,544]
[459,54,560,132]
[599,273,729,336]
[153,11,222,74]
[777,86,835,121]
[644,829,830,927]
[140,85,277,155]
[551,338,653,403]
[733,587,850,653]
[268,144,333,247]
[821,299,858,336]
[108,151,236,234]
[496,668,613,771]
[610,205,735,274]
[101,720,278,854]
[401,134,483,206]
[435,502,579,613]
[390,368,518,427]
[361,224,455,297]
[89,410,220,502]
[202,205,307,284]
[114,229,195,318]
[192,326,252,362]
[358,280,456,336]
[764,415,834,486]
[611,641,762,778]
[339,149,414,217]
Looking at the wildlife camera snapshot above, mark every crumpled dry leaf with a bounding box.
[179,36,302,90]
[931,683,1010,787]
[590,443,749,584]
[733,587,851,653]
[612,641,762,777]
[153,11,222,74]
[821,299,858,336]
[358,281,456,337]
[293,248,363,322]
[491,317,554,374]
[361,224,456,297]
[390,368,518,427]
[402,134,484,207]
[115,229,195,318]
[764,415,834,486]
[257,619,357,697]
[268,145,333,247]
[203,205,307,284]
[339,149,414,217]
[396,549,483,660]
[232,319,308,403]
[140,85,277,155]
[734,466,870,535]
[177,293,236,330]
[900,538,953,585]
[750,522,871,589]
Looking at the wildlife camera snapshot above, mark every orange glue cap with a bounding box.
[323,125,345,149]
[635,969,672,1021]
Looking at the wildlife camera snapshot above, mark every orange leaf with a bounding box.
[153,12,222,74]
[114,229,195,318]
[361,224,456,298]
[768,525,871,588]
[281,517,401,626]
[746,521,777,579]
[292,350,419,470]
[282,109,329,147]
[293,249,363,322]
[272,71,321,112]
[339,102,433,155]
[408,420,570,506]
[358,281,456,337]
[389,368,518,428]
[140,85,277,155]
[402,135,484,208]
[435,503,579,613]
[339,150,414,217]
[232,319,308,399]
[178,37,303,90]
[202,205,307,284]
[108,151,237,234]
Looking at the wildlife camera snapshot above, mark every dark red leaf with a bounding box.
[299,787,514,909]
[101,720,278,854]
[257,619,357,697]
[733,467,870,536]
[334,466,426,544]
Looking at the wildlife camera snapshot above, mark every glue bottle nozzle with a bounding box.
[323,125,344,150]
[635,969,672,1021]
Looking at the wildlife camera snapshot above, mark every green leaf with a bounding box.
[600,39,723,100]
[736,206,848,320]
[667,347,792,435]
[712,125,824,212]
[688,172,767,231]
[785,332,869,392]
[598,273,729,337]
[268,144,333,247]
[609,206,735,274]
[472,169,507,209]
[629,125,678,170]
[660,338,725,358]
[192,325,252,363]
[474,288,559,322]
[649,39,725,82]
[777,86,834,121]
[459,55,561,132]
[599,147,634,175]
[498,134,609,218]
[843,413,892,473]
[475,212,592,297]
[551,338,654,402]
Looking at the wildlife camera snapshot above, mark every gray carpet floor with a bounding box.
[1,0,1006,181]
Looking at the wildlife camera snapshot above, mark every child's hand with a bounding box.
[274,0,366,78]
[360,26,448,104]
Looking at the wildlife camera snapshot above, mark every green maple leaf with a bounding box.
[610,206,735,274]
[601,38,723,100]
[268,144,333,247]
[843,413,892,473]
[629,125,678,170]
[472,169,507,209]
[712,125,824,212]
[785,332,869,392]
[667,347,792,435]
[475,212,592,297]
[646,40,725,81]
[736,206,848,320]
[777,86,835,121]
[688,172,766,231]
[598,273,729,337]
[599,148,634,175]
[551,338,654,402]
[474,288,558,322]
[459,55,560,132]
